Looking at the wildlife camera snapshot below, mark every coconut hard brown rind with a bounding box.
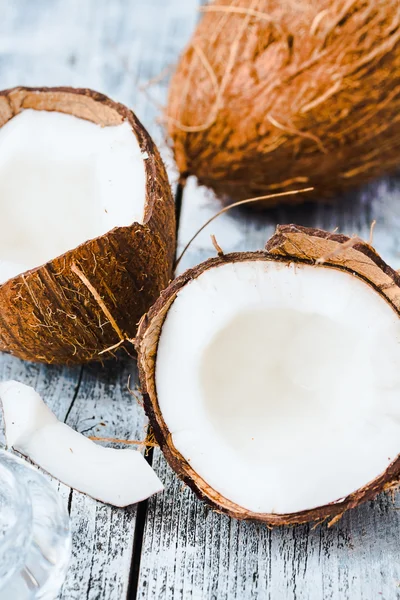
[136,225,400,525]
[0,87,175,364]
[167,0,400,206]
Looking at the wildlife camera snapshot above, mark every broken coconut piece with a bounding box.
[0,380,163,506]
[0,87,175,364]
[136,225,400,525]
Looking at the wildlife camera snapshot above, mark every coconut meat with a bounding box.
[0,109,147,283]
[156,260,400,515]
[0,380,163,506]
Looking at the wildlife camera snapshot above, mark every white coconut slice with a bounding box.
[136,225,400,525]
[0,380,163,506]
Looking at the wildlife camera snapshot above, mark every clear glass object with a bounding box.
[0,449,71,599]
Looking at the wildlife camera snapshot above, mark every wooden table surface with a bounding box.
[1,1,400,598]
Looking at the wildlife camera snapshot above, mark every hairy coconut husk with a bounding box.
[0,87,175,364]
[167,0,400,206]
[136,225,400,525]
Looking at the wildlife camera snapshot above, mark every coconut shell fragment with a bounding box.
[167,0,400,205]
[0,87,175,364]
[136,225,400,525]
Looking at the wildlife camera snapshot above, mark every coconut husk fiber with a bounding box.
[136,224,400,525]
[0,87,175,364]
[167,0,400,206]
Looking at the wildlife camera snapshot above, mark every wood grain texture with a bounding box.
[0,354,147,599]
[2,0,400,598]
[140,457,400,600]
[59,359,147,600]
[0,0,199,598]
[138,176,400,599]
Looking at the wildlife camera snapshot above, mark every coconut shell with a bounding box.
[0,87,175,364]
[167,0,400,206]
[136,225,400,525]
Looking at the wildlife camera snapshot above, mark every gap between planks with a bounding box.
[127,180,186,599]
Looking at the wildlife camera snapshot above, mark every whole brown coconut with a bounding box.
[0,87,175,364]
[167,0,400,205]
[137,225,400,525]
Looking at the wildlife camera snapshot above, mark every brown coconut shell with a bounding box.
[167,0,400,206]
[0,87,175,364]
[136,225,400,525]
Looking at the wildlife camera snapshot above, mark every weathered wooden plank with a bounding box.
[5,0,400,598]
[0,0,200,598]
[177,176,400,270]
[59,359,148,600]
[0,357,147,600]
[138,170,400,599]
[139,457,400,600]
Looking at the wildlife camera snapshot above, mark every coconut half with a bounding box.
[0,87,175,364]
[0,380,163,506]
[137,225,400,525]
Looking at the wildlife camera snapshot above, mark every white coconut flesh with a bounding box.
[156,260,400,515]
[0,109,147,284]
[0,381,163,506]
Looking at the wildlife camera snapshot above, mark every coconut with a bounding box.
[167,0,400,205]
[136,225,400,525]
[0,86,175,364]
[0,380,163,506]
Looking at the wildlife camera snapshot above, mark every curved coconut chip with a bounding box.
[0,87,175,364]
[0,380,164,506]
[136,225,400,525]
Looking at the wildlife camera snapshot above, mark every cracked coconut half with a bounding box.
[136,225,400,525]
[0,87,175,364]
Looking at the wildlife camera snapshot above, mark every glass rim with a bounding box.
[0,450,33,579]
